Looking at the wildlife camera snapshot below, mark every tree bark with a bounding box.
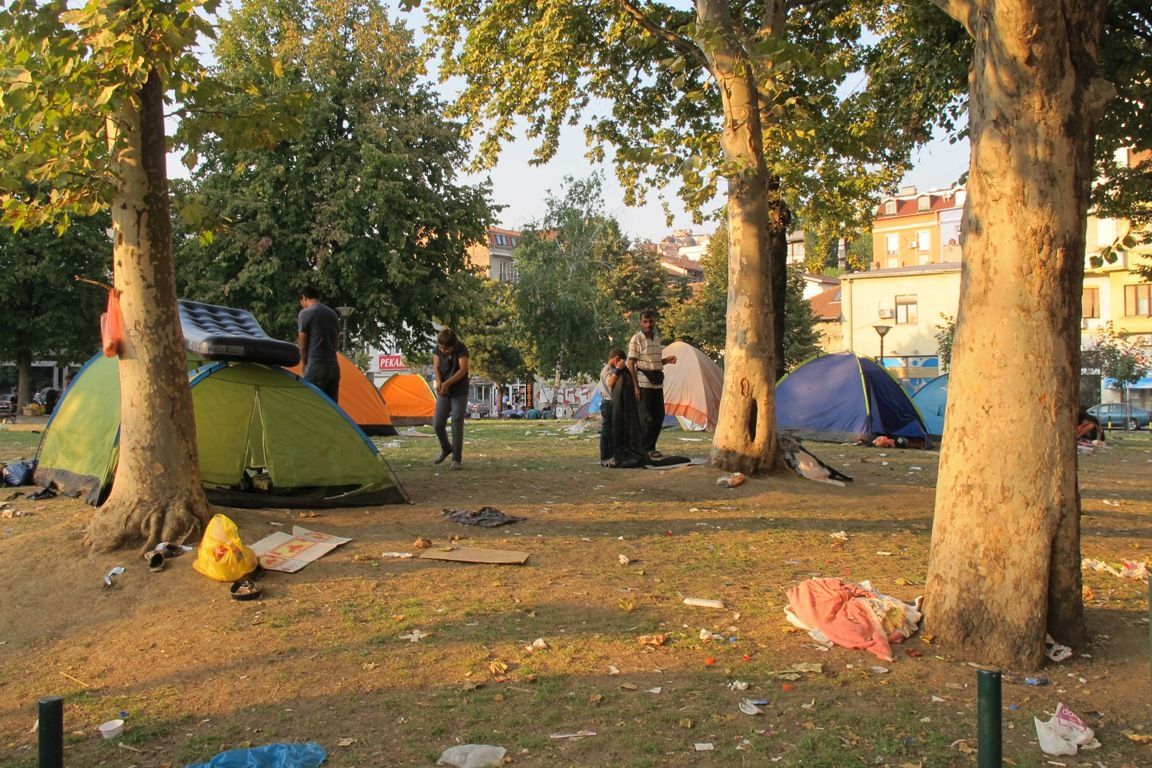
[924,0,1110,670]
[84,69,212,553]
[702,0,783,475]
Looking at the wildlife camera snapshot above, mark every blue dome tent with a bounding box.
[911,374,949,440]
[776,352,929,444]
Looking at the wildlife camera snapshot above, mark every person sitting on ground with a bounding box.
[1076,407,1104,444]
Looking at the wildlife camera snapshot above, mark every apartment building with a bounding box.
[872,186,965,269]
[466,226,522,283]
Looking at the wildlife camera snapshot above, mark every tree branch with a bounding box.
[931,0,975,36]
[616,0,712,71]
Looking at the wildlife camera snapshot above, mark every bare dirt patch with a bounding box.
[1,421,1149,767]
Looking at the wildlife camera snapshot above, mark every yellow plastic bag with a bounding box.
[193,514,259,582]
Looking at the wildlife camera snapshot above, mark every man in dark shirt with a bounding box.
[432,327,470,470]
[297,285,341,401]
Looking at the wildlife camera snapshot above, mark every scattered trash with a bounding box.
[830,531,849,541]
[1035,703,1100,756]
[442,506,526,527]
[683,597,726,609]
[413,537,433,549]
[716,473,745,488]
[336,738,357,747]
[98,719,124,740]
[694,743,714,751]
[728,680,749,691]
[549,731,596,740]
[187,742,327,768]
[102,566,125,589]
[380,552,414,559]
[648,687,662,694]
[700,628,724,641]
[931,695,946,703]
[618,554,632,565]
[1045,635,1073,662]
[526,638,549,651]
[739,699,764,715]
[1025,677,1049,686]
[399,629,429,643]
[1081,557,1149,580]
[436,744,507,767]
[637,634,667,647]
[249,526,351,573]
[608,666,620,675]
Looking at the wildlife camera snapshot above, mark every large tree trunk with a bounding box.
[702,1,783,475]
[84,70,212,553]
[924,0,1112,670]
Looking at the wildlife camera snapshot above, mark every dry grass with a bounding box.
[0,420,1149,767]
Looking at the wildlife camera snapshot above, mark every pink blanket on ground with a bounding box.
[786,577,893,661]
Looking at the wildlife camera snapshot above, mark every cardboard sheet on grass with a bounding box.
[419,547,529,565]
[251,526,351,572]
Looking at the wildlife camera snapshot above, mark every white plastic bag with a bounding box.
[436,744,507,768]
[1035,703,1099,756]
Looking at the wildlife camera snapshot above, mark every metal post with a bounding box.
[38,696,63,768]
[976,668,1002,768]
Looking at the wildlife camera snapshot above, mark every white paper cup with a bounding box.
[98,719,124,740]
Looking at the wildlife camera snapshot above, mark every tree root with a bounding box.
[84,495,213,553]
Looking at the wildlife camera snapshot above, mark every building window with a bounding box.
[884,200,897,216]
[917,230,930,251]
[917,196,930,211]
[895,295,918,325]
[885,234,899,255]
[1125,283,1152,316]
[495,234,508,246]
[1082,287,1100,319]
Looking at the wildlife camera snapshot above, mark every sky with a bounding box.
[467,125,972,245]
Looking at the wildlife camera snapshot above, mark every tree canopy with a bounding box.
[0,214,109,402]
[174,0,495,350]
[510,176,630,380]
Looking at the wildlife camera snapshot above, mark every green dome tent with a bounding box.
[34,354,408,508]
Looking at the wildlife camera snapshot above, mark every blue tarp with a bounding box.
[776,353,928,442]
[911,374,949,438]
[186,742,326,768]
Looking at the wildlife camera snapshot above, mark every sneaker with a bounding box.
[433,450,451,465]
[603,458,618,468]
[450,460,462,470]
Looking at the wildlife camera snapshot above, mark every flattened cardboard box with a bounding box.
[418,547,530,565]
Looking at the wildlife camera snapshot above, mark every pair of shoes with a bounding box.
[450,460,462,470]
[602,458,618,468]
[145,551,165,572]
[433,450,451,465]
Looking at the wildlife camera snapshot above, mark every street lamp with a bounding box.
[336,306,354,352]
[873,324,892,367]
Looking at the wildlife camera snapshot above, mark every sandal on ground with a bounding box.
[145,552,165,573]
[230,579,263,601]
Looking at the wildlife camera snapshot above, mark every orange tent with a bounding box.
[379,372,436,426]
[287,353,397,436]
